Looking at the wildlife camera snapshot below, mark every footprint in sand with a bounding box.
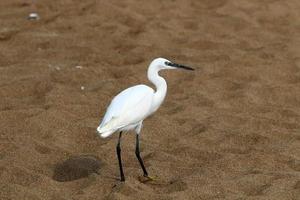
[6,166,39,187]
[142,178,188,194]
[244,183,272,196]
[34,143,52,154]
[287,159,300,172]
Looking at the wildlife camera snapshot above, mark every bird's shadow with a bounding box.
[52,155,102,182]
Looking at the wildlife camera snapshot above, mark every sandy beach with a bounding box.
[0,0,299,199]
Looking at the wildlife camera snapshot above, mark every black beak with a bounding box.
[165,61,194,71]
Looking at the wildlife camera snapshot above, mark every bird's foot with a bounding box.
[145,175,157,181]
[138,175,157,183]
[112,177,125,190]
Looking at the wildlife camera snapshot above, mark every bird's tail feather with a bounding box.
[97,117,120,138]
[99,130,115,138]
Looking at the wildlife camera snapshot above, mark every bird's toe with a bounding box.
[138,175,157,183]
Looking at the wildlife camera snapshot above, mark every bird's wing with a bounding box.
[98,84,154,133]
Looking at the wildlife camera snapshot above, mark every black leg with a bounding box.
[116,132,125,181]
[135,134,148,177]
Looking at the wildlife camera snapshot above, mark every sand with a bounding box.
[0,0,300,199]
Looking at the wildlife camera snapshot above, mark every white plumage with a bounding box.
[97,84,154,138]
[96,57,194,182]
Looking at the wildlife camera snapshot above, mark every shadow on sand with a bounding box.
[53,155,101,182]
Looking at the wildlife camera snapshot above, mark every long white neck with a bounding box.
[147,63,167,113]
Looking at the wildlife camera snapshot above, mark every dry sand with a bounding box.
[0,0,300,199]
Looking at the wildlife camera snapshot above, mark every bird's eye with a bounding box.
[165,61,172,66]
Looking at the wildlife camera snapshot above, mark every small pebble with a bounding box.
[28,13,40,20]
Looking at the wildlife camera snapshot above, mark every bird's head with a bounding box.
[151,58,194,71]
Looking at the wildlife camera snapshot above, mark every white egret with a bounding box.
[97,58,194,181]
